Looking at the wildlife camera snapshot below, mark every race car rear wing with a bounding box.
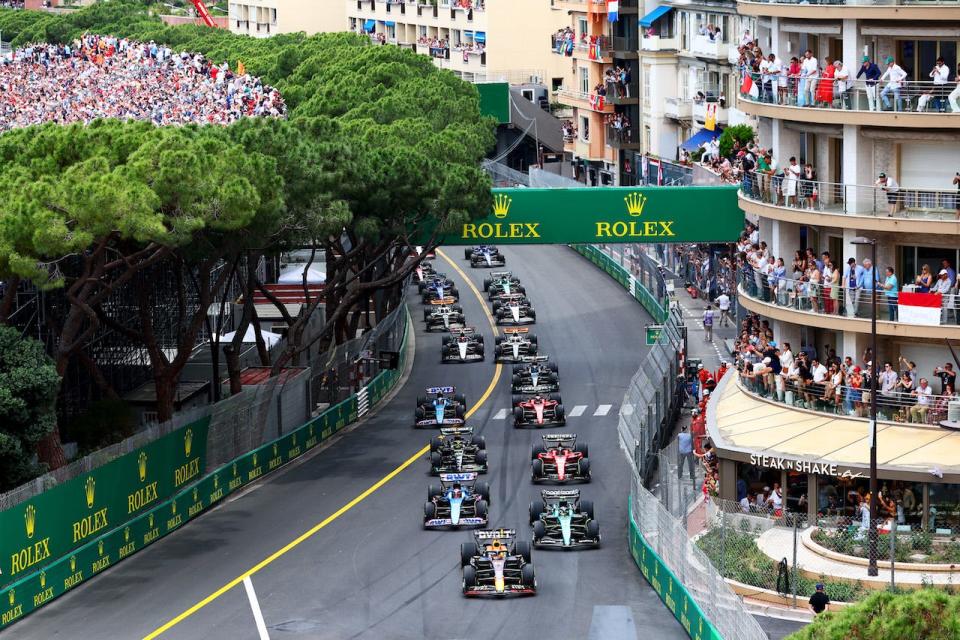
[503,327,529,334]
[439,472,478,483]
[542,434,577,443]
[449,327,476,334]
[541,489,581,499]
[475,528,517,540]
[430,297,457,305]
[439,425,473,436]
[426,386,456,394]
[490,270,512,278]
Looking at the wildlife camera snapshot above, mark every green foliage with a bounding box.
[787,589,960,640]
[718,123,754,159]
[0,326,60,489]
[62,399,136,455]
[814,527,960,565]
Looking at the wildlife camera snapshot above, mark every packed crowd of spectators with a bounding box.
[561,119,578,142]
[604,112,632,142]
[0,1,24,9]
[0,34,284,129]
[603,66,631,98]
[733,31,960,112]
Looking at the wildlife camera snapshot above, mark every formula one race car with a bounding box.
[442,328,485,363]
[529,489,600,549]
[424,298,466,332]
[417,271,451,294]
[492,294,536,326]
[414,260,436,285]
[465,245,505,268]
[511,360,559,395]
[424,472,491,529]
[429,426,488,474]
[483,272,525,299]
[494,328,539,363]
[410,245,436,259]
[414,386,467,428]
[512,393,565,428]
[422,278,460,304]
[531,434,590,483]
[461,529,536,597]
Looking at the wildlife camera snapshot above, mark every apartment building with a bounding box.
[229,0,346,37]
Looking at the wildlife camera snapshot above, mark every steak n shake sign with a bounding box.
[435,186,743,245]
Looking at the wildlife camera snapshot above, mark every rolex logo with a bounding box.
[492,193,512,219]
[253,453,258,467]
[124,527,130,542]
[70,555,76,573]
[24,504,36,539]
[624,192,647,217]
[98,540,104,556]
[232,462,238,477]
[138,452,148,482]
[85,476,96,508]
[149,514,154,528]
[192,487,198,502]
[40,571,46,589]
[214,475,219,489]
[184,428,194,458]
[172,501,177,515]
[292,433,297,446]
[8,589,14,606]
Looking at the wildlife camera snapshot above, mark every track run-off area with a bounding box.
[4,246,687,640]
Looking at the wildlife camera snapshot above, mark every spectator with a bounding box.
[953,173,960,220]
[883,266,899,321]
[703,304,715,342]
[715,291,732,326]
[834,60,851,109]
[857,56,882,111]
[816,56,835,107]
[800,49,818,107]
[934,362,957,394]
[783,157,800,206]
[951,63,960,113]
[915,264,934,293]
[929,57,950,112]
[677,424,696,488]
[843,257,863,317]
[799,163,817,210]
[809,583,830,615]
[879,56,907,111]
[910,378,934,422]
[876,172,901,216]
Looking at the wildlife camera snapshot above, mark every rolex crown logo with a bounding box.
[214,475,219,489]
[8,589,14,606]
[253,453,258,467]
[70,555,76,573]
[85,476,96,509]
[232,462,238,477]
[138,451,148,482]
[40,571,46,589]
[292,433,297,446]
[184,428,194,458]
[172,501,177,515]
[273,443,278,457]
[149,514,154,528]
[492,193,512,219]
[24,504,36,539]
[125,526,130,542]
[192,487,199,502]
[98,540,104,556]
[624,192,647,217]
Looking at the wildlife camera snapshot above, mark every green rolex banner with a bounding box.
[0,418,209,586]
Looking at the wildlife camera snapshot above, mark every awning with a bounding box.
[464,30,473,38]
[475,31,486,44]
[385,20,395,27]
[680,126,722,152]
[639,6,672,28]
[363,19,375,32]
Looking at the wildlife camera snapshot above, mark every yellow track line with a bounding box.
[144,248,501,639]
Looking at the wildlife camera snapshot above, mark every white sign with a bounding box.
[749,454,865,479]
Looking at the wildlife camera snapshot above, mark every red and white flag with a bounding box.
[740,73,759,99]
[898,291,942,326]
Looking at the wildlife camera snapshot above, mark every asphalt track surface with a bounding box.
[5,246,687,640]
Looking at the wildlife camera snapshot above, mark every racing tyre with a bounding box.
[430,436,443,452]
[516,540,533,564]
[574,442,589,457]
[423,310,431,322]
[548,393,562,402]
[555,405,565,422]
[429,452,443,469]
[464,248,472,260]
[483,278,491,291]
[513,406,524,426]
[442,336,452,346]
[521,563,535,591]
[428,485,442,500]
[529,335,538,347]
[455,405,465,419]
[455,393,467,406]
[531,458,544,479]
[461,543,475,568]
[511,394,524,407]
[416,396,427,407]
[548,361,559,373]
[531,443,546,459]
[581,499,595,520]
[532,520,546,542]
[462,565,477,594]
[529,309,536,321]
[578,458,591,479]
[475,481,491,503]
[451,287,460,299]
[494,346,502,359]
[424,501,436,521]
[475,450,487,467]
[471,435,485,449]
[415,407,425,420]
[494,336,504,346]
[492,301,501,314]
[529,499,544,524]
[587,519,600,542]
[474,499,488,519]
[511,374,521,387]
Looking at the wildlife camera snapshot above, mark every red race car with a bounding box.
[531,434,590,483]
[512,393,565,428]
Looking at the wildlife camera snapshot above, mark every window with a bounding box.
[419,25,427,38]
[579,66,590,94]
[679,69,688,100]
[578,18,588,39]
[580,115,590,141]
[898,39,959,81]
[642,65,651,108]
[680,12,689,51]
[643,125,651,152]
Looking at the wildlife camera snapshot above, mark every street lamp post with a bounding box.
[853,236,879,577]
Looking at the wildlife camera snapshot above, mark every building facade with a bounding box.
[229,0,346,37]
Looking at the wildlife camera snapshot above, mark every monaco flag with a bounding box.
[740,73,759,99]
[898,291,942,326]
[608,0,619,22]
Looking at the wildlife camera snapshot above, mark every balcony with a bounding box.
[605,125,641,150]
[737,270,960,340]
[604,82,638,105]
[555,89,615,113]
[738,173,960,235]
[602,36,639,58]
[641,34,678,52]
[664,97,692,120]
[692,100,728,125]
[690,35,729,61]
[736,73,960,128]
[555,0,607,12]
[736,0,960,20]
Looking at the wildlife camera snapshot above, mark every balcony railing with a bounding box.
[605,124,639,148]
[641,34,678,52]
[556,89,613,111]
[736,373,959,427]
[738,71,960,114]
[739,0,958,5]
[664,97,692,119]
[738,270,959,327]
[690,35,729,60]
[739,171,960,221]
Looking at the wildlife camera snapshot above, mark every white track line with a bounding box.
[569,405,588,417]
[492,408,508,420]
[593,404,612,417]
[243,576,271,640]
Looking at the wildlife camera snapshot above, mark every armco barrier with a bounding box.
[571,244,669,323]
[0,308,409,631]
[628,508,722,640]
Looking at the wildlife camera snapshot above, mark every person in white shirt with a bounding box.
[800,50,819,107]
[834,60,851,109]
[876,172,901,216]
[766,482,784,512]
[950,62,960,113]
[930,56,950,112]
[715,293,732,326]
[880,56,907,111]
[909,378,934,423]
[812,359,828,383]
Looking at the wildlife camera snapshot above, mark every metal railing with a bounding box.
[739,170,960,220]
[738,71,960,113]
[738,270,960,326]
[738,0,960,5]
[737,371,959,426]
[605,123,636,145]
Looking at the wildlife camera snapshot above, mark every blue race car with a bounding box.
[465,245,505,268]
[424,472,491,529]
[414,386,467,428]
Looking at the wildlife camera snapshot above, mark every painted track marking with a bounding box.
[142,248,501,640]
[593,404,612,417]
[492,408,508,420]
[569,405,587,417]
[243,576,271,640]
